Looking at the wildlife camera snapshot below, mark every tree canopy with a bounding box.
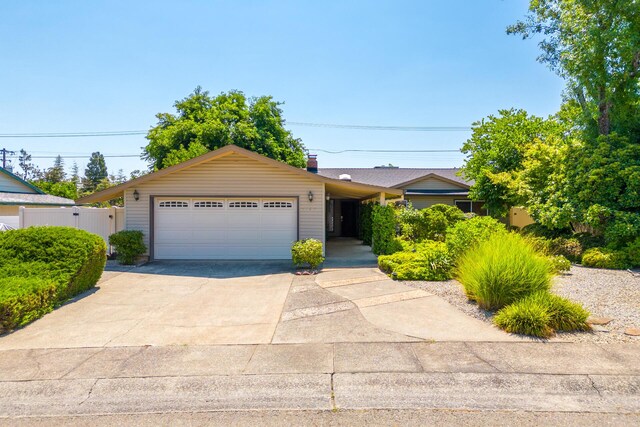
[143,87,307,170]
[462,0,640,249]
[507,0,640,137]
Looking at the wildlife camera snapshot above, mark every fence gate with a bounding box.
[19,206,124,252]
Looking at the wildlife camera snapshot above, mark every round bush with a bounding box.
[581,247,630,269]
[291,238,325,269]
[456,233,553,310]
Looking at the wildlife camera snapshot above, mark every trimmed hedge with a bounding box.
[0,227,106,332]
[372,204,400,255]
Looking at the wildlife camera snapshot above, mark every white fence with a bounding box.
[19,206,125,252]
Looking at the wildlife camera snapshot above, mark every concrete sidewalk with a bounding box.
[0,342,638,419]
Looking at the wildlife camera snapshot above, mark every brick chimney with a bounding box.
[306,154,318,173]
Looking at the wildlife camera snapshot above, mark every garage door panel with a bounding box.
[154,198,298,260]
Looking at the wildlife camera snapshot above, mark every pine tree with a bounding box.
[43,155,66,183]
[82,152,108,192]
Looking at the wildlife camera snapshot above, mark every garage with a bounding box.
[153,197,298,260]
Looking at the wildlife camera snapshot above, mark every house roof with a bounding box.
[76,145,403,203]
[0,192,75,206]
[0,167,45,194]
[317,167,470,188]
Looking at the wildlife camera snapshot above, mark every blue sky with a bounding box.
[0,0,564,176]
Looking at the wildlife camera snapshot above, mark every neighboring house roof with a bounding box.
[317,168,470,188]
[0,167,45,194]
[0,192,75,206]
[76,144,403,204]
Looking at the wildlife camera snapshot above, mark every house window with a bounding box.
[263,201,293,208]
[455,200,487,216]
[158,201,189,208]
[228,201,258,208]
[194,201,224,208]
[454,200,472,213]
[326,199,334,232]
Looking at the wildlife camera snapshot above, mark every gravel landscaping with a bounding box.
[405,265,640,343]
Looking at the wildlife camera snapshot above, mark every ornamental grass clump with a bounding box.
[494,298,554,338]
[456,232,553,310]
[494,291,591,337]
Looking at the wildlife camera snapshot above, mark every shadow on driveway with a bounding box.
[106,260,295,279]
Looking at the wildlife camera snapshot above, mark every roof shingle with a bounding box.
[0,192,75,206]
[317,168,470,188]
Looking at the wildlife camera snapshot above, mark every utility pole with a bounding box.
[0,148,15,169]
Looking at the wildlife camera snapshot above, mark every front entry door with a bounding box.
[340,200,358,237]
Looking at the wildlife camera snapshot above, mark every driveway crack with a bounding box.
[79,378,99,406]
[587,375,603,397]
[464,342,504,372]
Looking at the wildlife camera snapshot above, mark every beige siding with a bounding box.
[0,173,34,193]
[509,207,535,228]
[0,206,19,216]
[124,153,325,256]
[406,195,469,210]
[404,176,467,191]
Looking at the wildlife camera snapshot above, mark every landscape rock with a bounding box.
[587,317,613,325]
[624,328,640,336]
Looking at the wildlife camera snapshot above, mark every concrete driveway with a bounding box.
[0,262,293,349]
[0,262,516,350]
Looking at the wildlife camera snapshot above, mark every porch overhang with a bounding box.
[324,181,402,200]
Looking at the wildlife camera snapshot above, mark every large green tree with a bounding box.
[143,87,307,170]
[460,109,555,217]
[508,0,640,137]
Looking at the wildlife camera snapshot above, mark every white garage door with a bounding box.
[154,198,297,260]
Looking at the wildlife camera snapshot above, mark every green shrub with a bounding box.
[378,241,453,281]
[445,216,507,261]
[521,223,572,239]
[372,204,399,255]
[456,233,553,310]
[581,247,630,269]
[548,255,571,273]
[397,204,465,242]
[0,227,106,332]
[494,299,554,338]
[358,202,376,245]
[291,238,325,269]
[109,230,147,265]
[603,211,640,249]
[548,237,583,262]
[0,277,58,331]
[573,232,605,251]
[625,237,640,268]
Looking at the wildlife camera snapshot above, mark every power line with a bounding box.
[0,131,146,138]
[0,122,472,138]
[8,149,461,159]
[289,122,471,131]
[311,148,460,154]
